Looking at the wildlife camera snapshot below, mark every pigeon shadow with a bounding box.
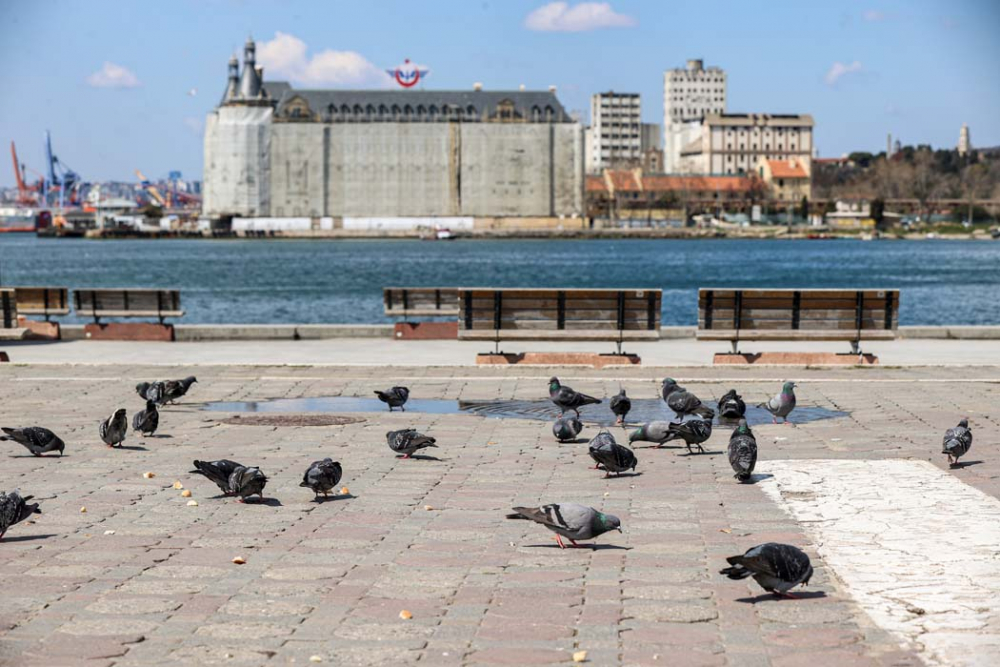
[114,445,149,451]
[598,471,643,479]
[739,473,774,485]
[240,497,283,507]
[556,438,590,444]
[397,454,442,461]
[8,454,68,458]
[146,434,173,439]
[525,542,631,551]
[679,449,724,457]
[0,533,58,543]
[951,460,983,469]
[736,590,827,604]
[312,493,355,503]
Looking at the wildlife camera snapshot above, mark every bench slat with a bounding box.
[74,289,183,321]
[13,287,70,317]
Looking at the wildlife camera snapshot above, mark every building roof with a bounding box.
[705,113,814,127]
[587,171,753,194]
[765,159,809,179]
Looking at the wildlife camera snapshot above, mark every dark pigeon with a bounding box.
[628,421,672,446]
[228,466,268,502]
[728,419,758,482]
[553,416,584,443]
[99,409,128,448]
[163,376,198,404]
[505,502,622,549]
[759,381,797,424]
[718,389,747,420]
[661,417,713,454]
[588,431,637,477]
[942,418,973,466]
[548,377,601,417]
[374,386,410,411]
[610,389,632,426]
[132,400,159,436]
[661,378,715,421]
[720,543,813,598]
[136,381,167,405]
[0,489,41,540]
[1,427,65,457]
[190,459,243,495]
[386,429,437,458]
[300,458,343,498]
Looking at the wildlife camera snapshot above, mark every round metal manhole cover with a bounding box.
[218,415,365,427]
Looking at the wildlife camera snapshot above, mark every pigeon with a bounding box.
[720,543,813,598]
[942,419,973,466]
[228,465,268,502]
[190,459,243,495]
[0,489,41,540]
[588,431,637,477]
[661,378,715,421]
[99,409,128,448]
[299,458,343,498]
[374,386,410,411]
[728,419,758,482]
[661,417,713,454]
[610,388,632,425]
[553,416,584,442]
[136,381,167,405]
[1,427,65,457]
[506,502,622,549]
[717,389,746,420]
[549,377,601,416]
[163,376,198,403]
[386,429,438,458]
[759,381,797,424]
[628,421,673,446]
[132,400,159,436]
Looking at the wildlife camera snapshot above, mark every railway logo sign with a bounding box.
[386,59,429,88]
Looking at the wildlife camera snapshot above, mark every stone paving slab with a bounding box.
[1,363,997,665]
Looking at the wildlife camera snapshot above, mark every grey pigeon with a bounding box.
[0,489,41,540]
[728,419,758,482]
[549,377,601,417]
[386,429,438,458]
[758,381,796,424]
[228,466,268,502]
[1,426,65,457]
[661,417,713,454]
[610,389,632,425]
[99,409,128,448]
[136,381,167,405]
[190,459,243,495]
[720,543,813,598]
[132,400,159,436]
[553,416,584,442]
[588,431,637,477]
[163,376,197,404]
[628,421,673,446]
[374,386,409,411]
[661,378,715,421]
[942,419,973,466]
[717,389,746,420]
[505,502,622,549]
[300,458,343,498]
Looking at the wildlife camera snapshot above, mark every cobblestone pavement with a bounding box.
[1,363,998,666]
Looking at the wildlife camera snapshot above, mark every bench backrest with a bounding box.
[0,289,17,329]
[384,288,459,317]
[14,287,70,317]
[459,288,661,337]
[73,289,184,320]
[698,289,899,336]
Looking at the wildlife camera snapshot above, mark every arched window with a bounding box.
[429,105,438,120]
[466,105,477,120]
[378,104,388,120]
[391,104,401,120]
[496,99,515,121]
[404,104,413,121]
[366,104,376,120]
[342,104,352,120]
[531,106,541,122]
[544,105,555,121]
[327,104,336,121]
[417,105,426,119]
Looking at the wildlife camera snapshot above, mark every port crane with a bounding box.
[9,141,45,206]
[44,131,81,208]
[136,169,201,208]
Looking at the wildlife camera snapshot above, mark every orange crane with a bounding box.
[135,169,168,207]
[10,141,43,205]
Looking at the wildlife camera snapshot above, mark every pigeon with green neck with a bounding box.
[759,381,797,424]
[548,377,601,417]
[728,419,757,482]
[506,502,622,549]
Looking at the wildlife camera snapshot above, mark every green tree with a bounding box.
[798,196,809,220]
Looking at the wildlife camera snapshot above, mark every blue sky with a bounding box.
[1,0,997,184]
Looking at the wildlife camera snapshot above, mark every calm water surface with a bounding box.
[1,235,998,325]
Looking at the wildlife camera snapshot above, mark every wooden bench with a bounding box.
[383,288,459,318]
[697,288,899,354]
[74,289,184,324]
[0,288,29,341]
[14,287,70,320]
[459,288,662,354]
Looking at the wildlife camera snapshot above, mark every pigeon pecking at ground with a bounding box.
[588,430,637,477]
[506,502,622,549]
[628,421,673,447]
[0,489,41,540]
[99,409,129,448]
[553,415,584,442]
[132,400,160,437]
[549,377,602,417]
[610,388,632,425]
[386,429,438,458]
[759,381,797,424]
[163,376,198,404]
[660,417,713,454]
[661,378,715,421]
[136,381,167,405]
[717,389,747,420]
[300,458,343,498]
[720,543,814,598]
[1,427,65,457]
[190,459,244,496]
[728,419,758,482]
[228,466,268,503]
[942,418,973,466]
[374,386,410,411]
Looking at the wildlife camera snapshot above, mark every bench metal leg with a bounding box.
[730,340,739,355]
[850,340,860,355]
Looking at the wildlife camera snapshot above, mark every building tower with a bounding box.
[238,36,264,100]
[663,59,726,173]
[958,123,971,157]
[587,91,641,173]
[221,54,239,104]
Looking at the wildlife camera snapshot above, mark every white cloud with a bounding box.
[257,31,390,87]
[862,10,886,22]
[825,60,863,86]
[87,62,140,88]
[525,2,636,32]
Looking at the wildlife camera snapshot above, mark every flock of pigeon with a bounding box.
[0,374,977,600]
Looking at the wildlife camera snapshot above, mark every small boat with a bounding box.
[422,226,455,241]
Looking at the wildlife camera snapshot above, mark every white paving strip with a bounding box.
[759,459,1000,667]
